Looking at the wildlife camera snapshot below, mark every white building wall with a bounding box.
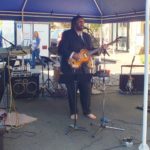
[129,22,144,55]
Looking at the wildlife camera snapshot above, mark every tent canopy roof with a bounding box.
[0,0,145,23]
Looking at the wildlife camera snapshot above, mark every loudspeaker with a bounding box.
[119,74,144,93]
[11,73,40,99]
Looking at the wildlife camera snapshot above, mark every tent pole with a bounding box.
[139,0,150,149]
[93,0,103,16]
[20,0,28,70]
[21,0,28,42]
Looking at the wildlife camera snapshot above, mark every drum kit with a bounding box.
[39,55,67,97]
[90,57,111,93]
[0,42,114,100]
[0,44,68,98]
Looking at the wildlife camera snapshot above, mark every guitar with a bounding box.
[126,56,135,93]
[68,37,123,69]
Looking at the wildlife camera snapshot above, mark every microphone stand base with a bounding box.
[90,121,124,138]
[65,124,88,135]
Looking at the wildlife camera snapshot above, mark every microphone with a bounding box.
[83,26,90,30]
[9,42,15,48]
[0,35,15,48]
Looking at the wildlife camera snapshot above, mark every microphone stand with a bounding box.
[84,27,100,49]
[65,69,88,135]
[99,46,110,57]
[0,35,15,49]
[91,46,124,138]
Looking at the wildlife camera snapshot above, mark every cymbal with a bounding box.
[101,58,117,64]
[41,56,55,63]
[9,49,30,56]
[100,58,116,64]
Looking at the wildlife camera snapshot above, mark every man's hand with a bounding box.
[72,52,80,60]
[101,44,108,49]
[100,44,109,56]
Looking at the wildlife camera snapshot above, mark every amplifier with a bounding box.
[11,73,40,99]
[119,74,144,93]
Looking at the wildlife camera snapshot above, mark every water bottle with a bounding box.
[27,63,30,72]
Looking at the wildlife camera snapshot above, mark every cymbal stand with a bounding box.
[1,48,15,111]
[0,56,8,109]
[45,60,52,89]
[39,59,54,97]
[0,36,14,110]
[40,63,46,96]
[91,48,124,138]
[7,51,14,109]
[65,70,88,135]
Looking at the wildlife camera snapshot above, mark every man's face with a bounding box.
[75,18,85,31]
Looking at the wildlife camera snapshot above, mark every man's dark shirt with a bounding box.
[58,29,93,74]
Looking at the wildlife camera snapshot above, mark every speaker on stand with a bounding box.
[11,73,40,99]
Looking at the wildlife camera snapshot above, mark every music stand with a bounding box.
[60,72,88,135]
[39,56,54,96]
[91,47,124,138]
